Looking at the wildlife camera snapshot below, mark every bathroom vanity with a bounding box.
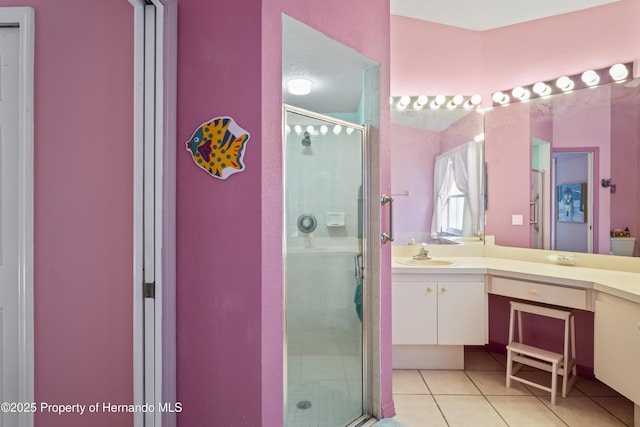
[392,244,640,425]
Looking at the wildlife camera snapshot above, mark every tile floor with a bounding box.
[391,349,634,427]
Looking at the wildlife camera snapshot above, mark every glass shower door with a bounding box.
[283,106,366,427]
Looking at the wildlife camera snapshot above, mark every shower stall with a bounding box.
[283,105,372,427]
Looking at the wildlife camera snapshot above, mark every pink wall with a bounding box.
[176,1,390,426]
[0,1,135,425]
[484,102,532,247]
[391,124,440,236]
[391,17,484,97]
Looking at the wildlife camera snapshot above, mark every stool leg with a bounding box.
[506,348,513,389]
[506,304,516,389]
[571,314,577,378]
[562,315,570,398]
[551,361,558,405]
[517,310,523,343]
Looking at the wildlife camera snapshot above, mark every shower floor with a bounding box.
[286,355,362,427]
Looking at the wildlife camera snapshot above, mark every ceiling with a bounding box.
[390,0,622,31]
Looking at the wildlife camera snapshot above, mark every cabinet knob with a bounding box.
[441,287,448,292]
[637,323,640,331]
[530,289,538,296]
[426,287,433,292]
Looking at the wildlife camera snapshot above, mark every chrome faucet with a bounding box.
[413,246,431,260]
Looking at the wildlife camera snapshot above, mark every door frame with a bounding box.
[130,1,177,426]
[551,148,597,253]
[0,7,34,427]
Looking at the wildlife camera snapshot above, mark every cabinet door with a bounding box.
[594,300,640,403]
[392,282,437,345]
[437,281,486,345]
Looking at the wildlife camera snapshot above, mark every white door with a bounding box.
[0,25,21,427]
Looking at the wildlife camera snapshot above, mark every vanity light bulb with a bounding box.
[396,100,407,110]
[512,87,530,100]
[609,63,628,81]
[399,95,411,107]
[452,95,464,105]
[320,125,328,135]
[333,125,342,135]
[306,125,314,134]
[556,76,574,92]
[417,95,428,105]
[474,133,485,142]
[581,70,600,87]
[532,82,551,96]
[294,125,302,135]
[492,91,509,105]
[470,94,482,105]
[435,94,446,105]
[346,127,354,135]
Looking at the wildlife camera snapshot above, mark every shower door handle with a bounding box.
[381,194,394,244]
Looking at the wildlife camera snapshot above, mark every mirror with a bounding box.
[485,76,640,255]
[390,102,485,245]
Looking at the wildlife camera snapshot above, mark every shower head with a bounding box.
[301,131,311,147]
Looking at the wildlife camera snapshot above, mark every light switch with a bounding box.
[512,214,524,225]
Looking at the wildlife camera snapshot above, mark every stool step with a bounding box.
[507,342,563,363]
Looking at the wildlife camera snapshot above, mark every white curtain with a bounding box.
[431,141,484,237]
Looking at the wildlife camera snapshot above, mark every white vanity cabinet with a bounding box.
[594,293,640,405]
[392,273,487,369]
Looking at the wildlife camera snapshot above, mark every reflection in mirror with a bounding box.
[485,75,640,256]
[390,99,485,245]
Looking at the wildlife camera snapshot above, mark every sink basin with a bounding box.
[395,258,456,267]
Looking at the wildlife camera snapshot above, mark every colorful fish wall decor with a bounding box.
[185,116,250,180]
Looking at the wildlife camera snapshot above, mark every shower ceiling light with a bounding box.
[287,78,312,95]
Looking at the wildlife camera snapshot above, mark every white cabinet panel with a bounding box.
[438,281,486,345]
[594,298,640,404]
[392,282,437,345]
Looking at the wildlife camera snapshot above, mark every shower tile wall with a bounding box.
[285,131,362,240]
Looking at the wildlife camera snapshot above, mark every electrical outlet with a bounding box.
[512,214,524,225]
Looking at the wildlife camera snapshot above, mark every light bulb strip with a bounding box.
[390,94,482,110]
[491,62,633,107]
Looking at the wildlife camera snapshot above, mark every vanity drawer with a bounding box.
[489,276,589,310]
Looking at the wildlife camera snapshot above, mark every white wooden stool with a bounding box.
[506,300,577,405]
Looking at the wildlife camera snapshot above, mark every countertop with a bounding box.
[392,255,640,304]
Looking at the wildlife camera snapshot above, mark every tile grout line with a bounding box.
[418,370,452,426]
